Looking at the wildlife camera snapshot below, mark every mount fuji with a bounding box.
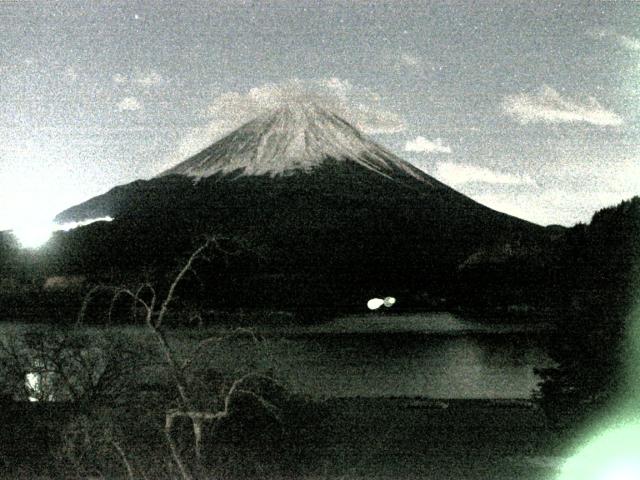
[162,101,431,180]
[53,101,547,309]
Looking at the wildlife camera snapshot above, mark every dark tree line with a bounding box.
[537,197,640,429]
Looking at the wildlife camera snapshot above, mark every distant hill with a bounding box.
[555,196,640,300]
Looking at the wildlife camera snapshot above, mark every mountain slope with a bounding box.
[57,101,479,224]
[53,101,546,309]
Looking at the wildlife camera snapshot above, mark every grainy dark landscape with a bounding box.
[1,1,639,479]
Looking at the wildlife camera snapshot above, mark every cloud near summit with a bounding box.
[434,162,535,187]
[116,97,142,112]
[165,78,406,168]
[503,86,623,127]
[589,29,640,52]
[405,136,451,154]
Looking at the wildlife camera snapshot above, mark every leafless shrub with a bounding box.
[75,237,286,480]
[0,328,143,403]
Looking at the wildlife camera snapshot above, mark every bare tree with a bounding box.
[0,327,155,479]
[0,328,142,403]
[77,237,284,480]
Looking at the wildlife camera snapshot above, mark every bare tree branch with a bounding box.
[164,411,194,480]
[156,238,213,329]
[131,282,157,323]
[164,370,286,459]
[111,439,136,480]
[69,236,281,480]
[77,284,111,326]
[78,285,153,327]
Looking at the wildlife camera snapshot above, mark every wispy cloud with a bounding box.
[133,70,163,87]
[590,29,640,51]
[112,73,127,84]
[64,66,78,82]
[381,50,438,74]
[165,77,406,168]
[206,78,405,135]
[398,53,421,68]
[435,162,535,186]
[503,86,623,127]
[116,97,142,112]
[405,136,451,154]
[112,69,164,87]
[616,34,640,51]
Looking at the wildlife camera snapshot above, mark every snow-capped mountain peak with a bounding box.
[161,101,425,180]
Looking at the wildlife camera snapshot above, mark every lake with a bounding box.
[1,312,555,401]
[255,312,555,399]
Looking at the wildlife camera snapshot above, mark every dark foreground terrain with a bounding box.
[1,397,564,480]
[308,398,563,480]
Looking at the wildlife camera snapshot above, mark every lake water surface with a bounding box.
[260,312,554,399]
[3,312,555,400]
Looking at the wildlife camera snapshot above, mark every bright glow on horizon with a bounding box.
[12,221,56,249]
[0,141,107,248]
[9,216,114,250]
[57,216,114,232]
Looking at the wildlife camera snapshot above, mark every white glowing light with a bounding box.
[25,370,56,402]
[367,298,384,310]
[0,142,110,249]
[57,216,114,232]
[25,372,41,402]
[367,296,397,310]
[10,216,113,250]
[12,222,55,249]
[383,296,396,307]
[606,461,640,480]
[559,422,640,480]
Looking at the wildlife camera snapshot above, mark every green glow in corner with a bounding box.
[559,285,640,480]
[559,421,640,480]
